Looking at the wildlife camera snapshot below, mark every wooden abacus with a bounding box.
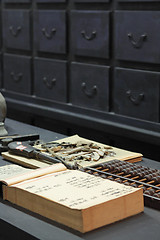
[80,159,160,210]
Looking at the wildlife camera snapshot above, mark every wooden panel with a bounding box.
[34,58,67,102]
[4,0,30,2]
[74,0,110,2]
[115,11,160,63]
[34,10,66,54]
[3,10,30,50]
[118,0,159,2]
[36,0,66,2]
[113,68,160,122]
[3,54,31,94]
[70,10,110,59]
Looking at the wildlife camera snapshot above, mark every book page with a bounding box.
[0,164,30,182]
[13,170,141,210]
[2,163,66,186]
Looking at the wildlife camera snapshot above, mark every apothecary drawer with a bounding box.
[3,10,31,51]
[36,0,66,2]
[115,11,160,63]
[4,0,30,2]
[113,68,160,122]
[74,0,110,2]
[34,58,67,102]
[3,54,31,94]
[70,62,110,111]
[70,11,110,59]
[34,10,66,54]
[118,0,159,2]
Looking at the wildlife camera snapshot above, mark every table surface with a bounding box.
[0,118,160,240]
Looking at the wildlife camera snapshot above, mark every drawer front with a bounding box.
[70,62,109,111]
[74,0,110,2]
[70,11,110,59]
[36,0,66,2]
[3,10,30,51]
[34,10,66,54]
[4,0,30,2]
[115,11,160,63]
[4,54,31,94]
[113,68,160,122]
[34,58,67,102]
[118,0,159,2]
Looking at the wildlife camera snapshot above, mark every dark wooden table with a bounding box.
[0,119,160,240]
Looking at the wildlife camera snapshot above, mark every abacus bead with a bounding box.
[153,192,160,198]
[114,167,121,172]
[145,174,152,181]
[108,176,114,181]
[141,186,147,192]
[124,182,130,186]
[138,171,145,178]
[156,176,160,182]
[153,176,160,183]
[123,168,130,174]
[144,190,151,195]
[101,174,108,179]
[107,164,114,171]
[101,163,108,169]
[131,183,138,188]
[152,172,158,177]
[93,172,100,176]
[131,170,137,177]
[144,189,155,196]
[149,189,155,195]
[116,179,122,183]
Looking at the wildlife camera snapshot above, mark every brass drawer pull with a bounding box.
[43,77,56,89]
[10,72,23,82]
[126,90,144,105]
[81,82,97,97]
[42,28,56,39]
[9,26,22,37]
[81,30,97,41]
[127,33,147,48]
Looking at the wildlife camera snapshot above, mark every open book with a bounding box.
[1,163,144,233]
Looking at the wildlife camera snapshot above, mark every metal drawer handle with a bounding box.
[126,90,144,105]
[9,26,22,37]
[127,33,147,49]
[43,77,56,89]
[81,30,97,41]
[10,72,23,82]
[42,28,56,39]
[81,82,97,97]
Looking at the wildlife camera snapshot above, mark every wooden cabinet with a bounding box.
[0,0,160,161]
